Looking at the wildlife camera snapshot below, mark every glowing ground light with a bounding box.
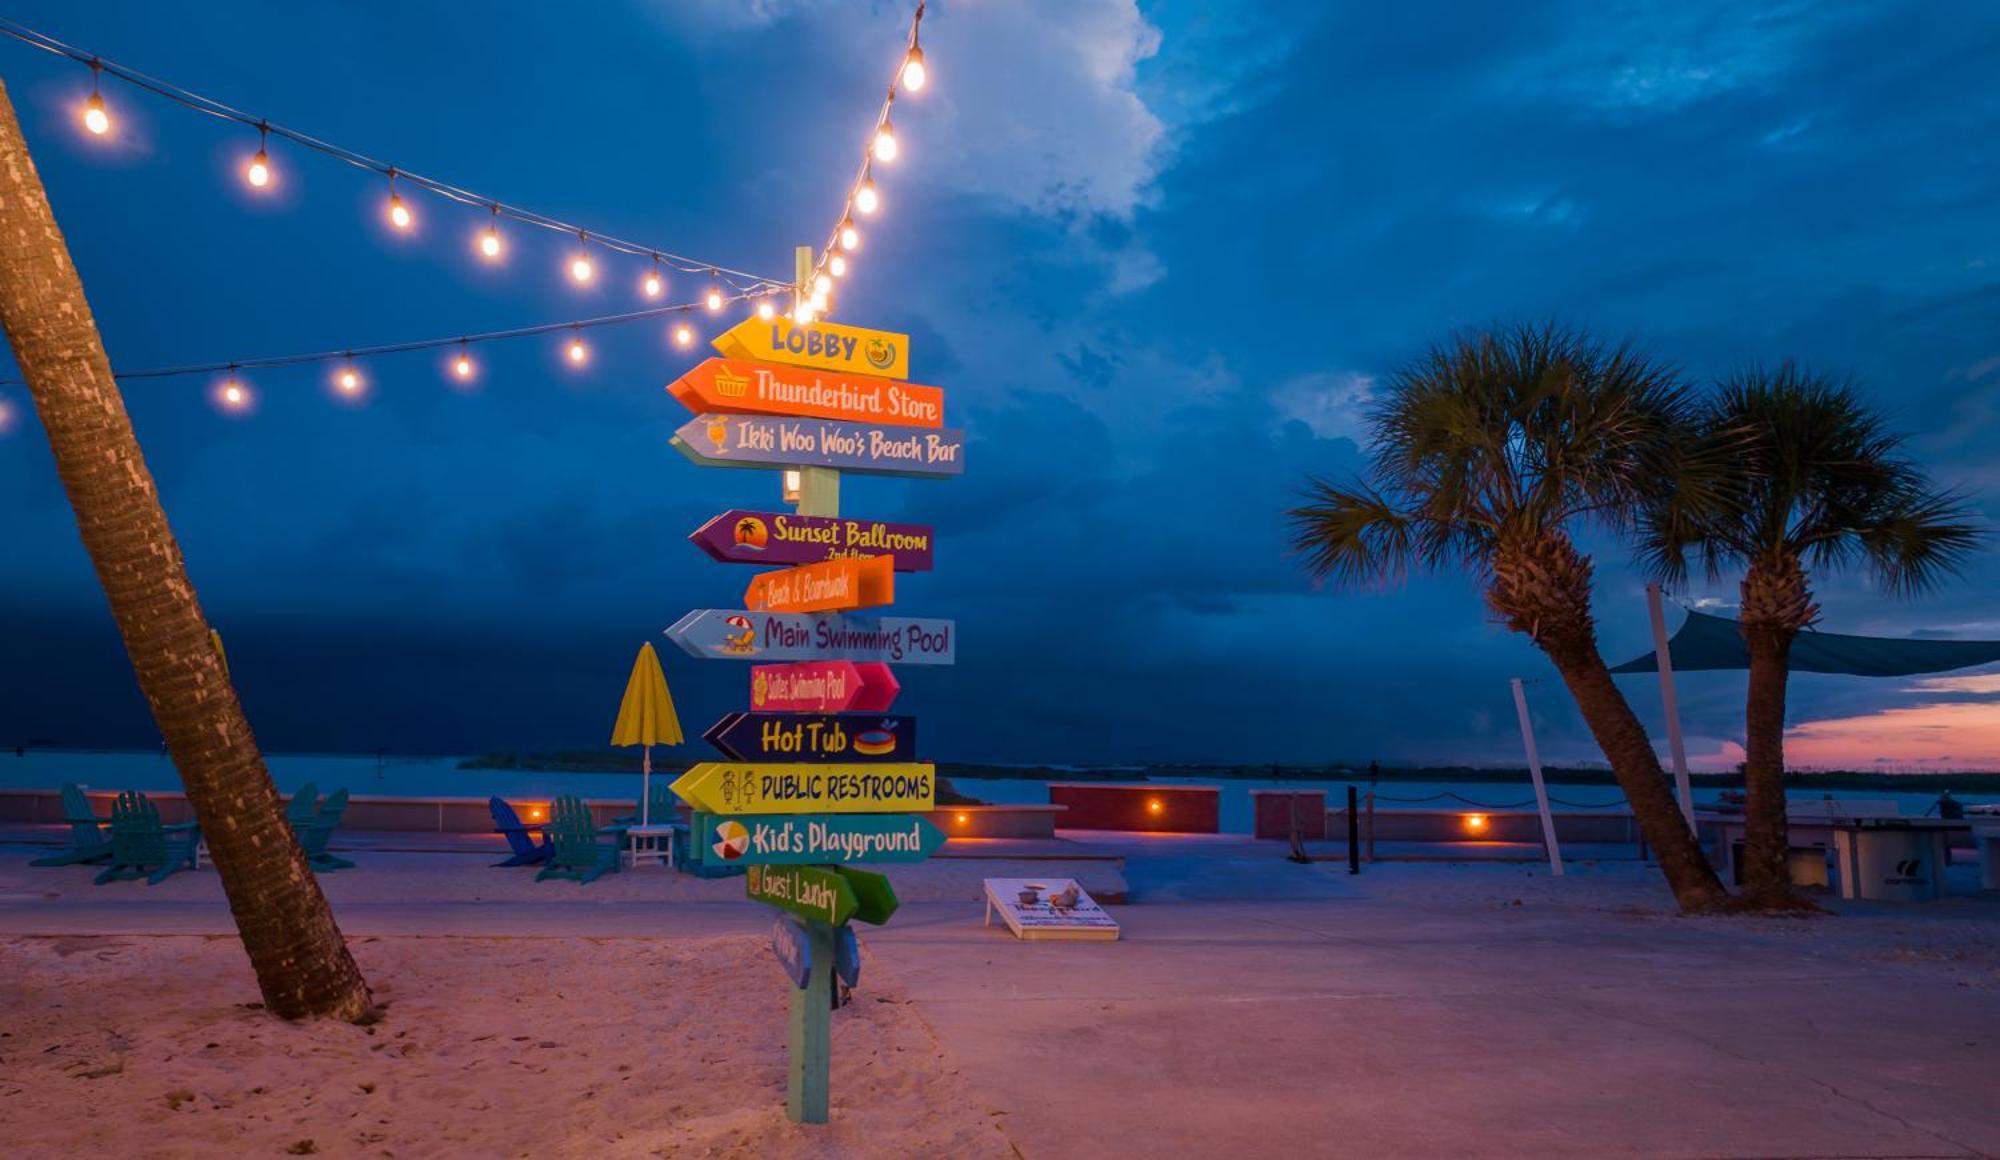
[1147,799,1163,814]
[1463,813,1489,834]
[955,812,969,826]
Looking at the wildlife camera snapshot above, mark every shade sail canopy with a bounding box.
[1610,609,2000,677]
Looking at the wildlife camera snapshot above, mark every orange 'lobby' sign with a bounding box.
[669,358,945,429]
[744,555,895,614]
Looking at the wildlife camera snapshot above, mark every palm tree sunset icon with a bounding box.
[734,517,768,549]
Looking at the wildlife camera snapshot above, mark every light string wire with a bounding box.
[801,0,925,319]
[0,291,755,386]
[0,16,790,295]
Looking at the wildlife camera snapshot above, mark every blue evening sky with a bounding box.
[3,1,1998,769]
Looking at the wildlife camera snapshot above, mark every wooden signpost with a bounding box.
[745,555,894,613]
[670,358,945,427]
[670,761,935,815]
[701,813,947,866]
[712,315,911,380]
[690,509,935,572]
[750,661,901,713]
[665,609,956,665]
[705,712,918,762]
[669,262,956,1125]
[671,413,965,477]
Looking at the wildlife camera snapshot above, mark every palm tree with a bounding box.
[1287,324,1730,912]
[0,82,371,1019]
[1637,364,1981,907]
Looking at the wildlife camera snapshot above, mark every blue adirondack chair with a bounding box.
[489,797,551,867]
[31,783,113,867]
[535,795,619,884]
[295,787,353,871]
[93,791,201,885]
[284,782,320,826]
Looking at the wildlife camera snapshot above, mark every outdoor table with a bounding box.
[621,823,677,869]
[1828,819,1967,902]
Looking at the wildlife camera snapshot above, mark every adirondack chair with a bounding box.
[612,781,680,827]
[535,795,619,884]
[93,791,201,885]
[295,787,354,871]
[284,782,320,826]
[489,797,552,867]
[30,783,113,867]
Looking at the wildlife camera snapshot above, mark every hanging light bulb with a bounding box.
[643,256,664,299]
[872,118,898,163]
[569,233,594,284]
[245,125,273,189]
[335,359,362,396]
[812,274,833,298]
[452,342,475,382]
[566,330,588,365]
[810,286,830,313]
[705,287,724,312]
[673,323,694,348]
[216,369,251,413]
[386,172,413,230]
[901,45,927,93]
[855,174,879,215]
[81,63,110,136]
[478,206,504,260]
[829,254,848,278]
[838,218,860,251]
[756,299,776,321]
[795,300,817,325]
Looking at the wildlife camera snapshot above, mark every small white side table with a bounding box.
[623,824,677,869]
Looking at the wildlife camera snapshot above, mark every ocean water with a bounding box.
[3,751,1976,834]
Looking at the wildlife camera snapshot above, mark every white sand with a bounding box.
[0,934,1017,1157]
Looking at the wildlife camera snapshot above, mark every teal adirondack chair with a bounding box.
[284,782,320,826]
[535,795,619,884]
[31,783,113,867]
[295,787,353,871]
[93,791,200,885]
[612,781,679,828]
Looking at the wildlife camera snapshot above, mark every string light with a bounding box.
[478,206,504,260]
[795,301,817,325]
[386,171,413,231]
[900,45,926,92]
[452,341,475,382]
[854,175,879,216]
[828,255,848,278]
[643,257,664,299]
[673,323,694,348]
[566,328,588,366]
[569,232,594,284]
[0,19,792,298]
[838,218,860,251]
[812,274,832,298]
[756,299,776,321]
[244,123,272,189]
[80,59,109,135]
[872,118,898,163]
[215,368,251,413]
[704,286,724,312]
[335,358,362,398]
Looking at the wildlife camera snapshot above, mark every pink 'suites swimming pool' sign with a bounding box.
[749,660,900,713]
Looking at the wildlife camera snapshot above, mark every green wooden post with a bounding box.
[788,916,837,1123]
[786,242,839,1125]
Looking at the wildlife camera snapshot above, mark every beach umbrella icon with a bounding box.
[610,643,684,825]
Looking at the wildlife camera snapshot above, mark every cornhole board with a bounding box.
[982,877,1120,942]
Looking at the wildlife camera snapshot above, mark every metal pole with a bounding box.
[1647,583,1695,829]
[1364,790,1376,863]
[1510,678,1564,876]
[1346,785,1360,874]
[641,745,651,827]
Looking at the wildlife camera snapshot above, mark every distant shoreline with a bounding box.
[454,752,2000,793]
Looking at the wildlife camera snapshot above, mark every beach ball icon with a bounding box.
[712,820,751,862]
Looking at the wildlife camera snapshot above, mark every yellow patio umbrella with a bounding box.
[610,643,684,825]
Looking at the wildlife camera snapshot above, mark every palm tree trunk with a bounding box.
[1737,557,1815,909]
[1491,533,1727,912]
[1541,638,1728,912]
[0,81,370,1020]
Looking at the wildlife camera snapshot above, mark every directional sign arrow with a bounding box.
[690,510,934,573]
[669,358,944,428]
[835,866,900,926]
[771,916,813,989]
[750,662,901,713]
[666,610,955,666]
[747,864,856,926]
[745,555,894,614]
[705,713,918,763]
[712,316,910,381]
[672,414,964,478]
[700,813,946,866]
[670,762,936,815]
